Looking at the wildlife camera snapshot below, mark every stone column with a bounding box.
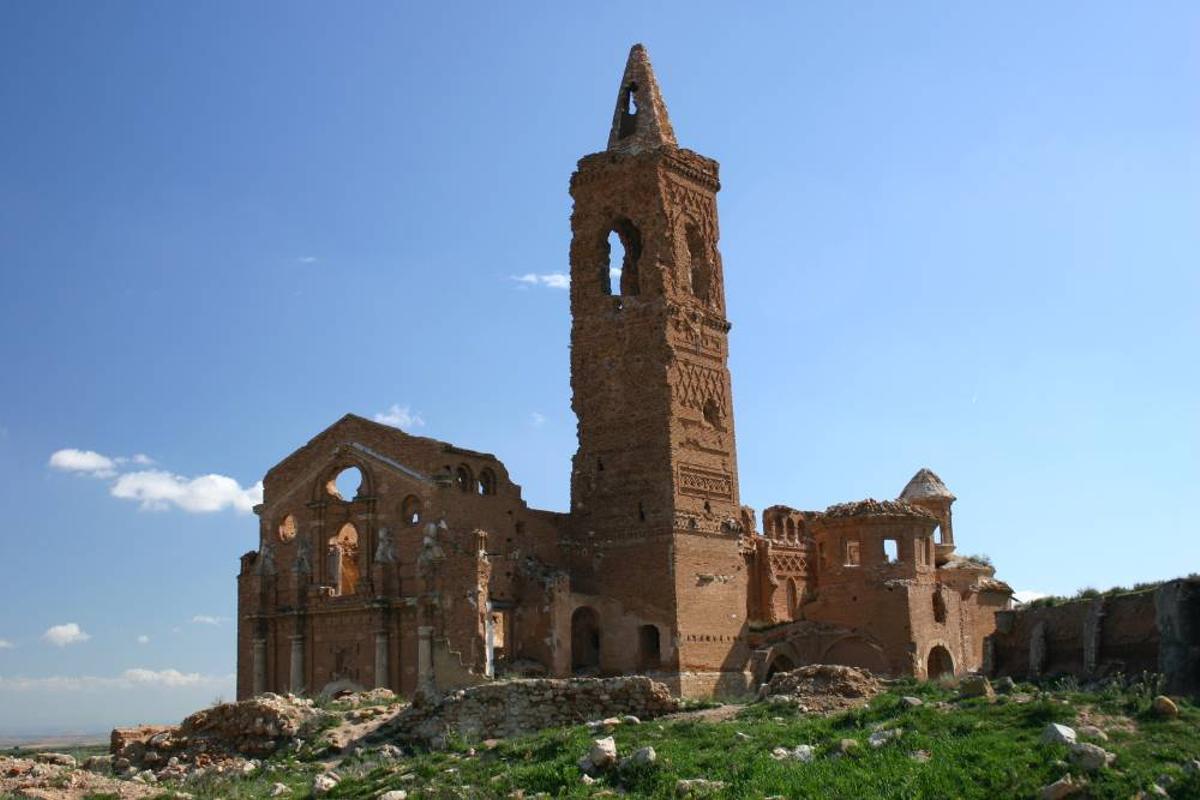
[417,625,435,698]
[289,635,306,694]
[374,631,389,689]
[252,638,267,695]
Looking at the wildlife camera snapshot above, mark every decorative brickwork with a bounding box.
[237,44,1014,702]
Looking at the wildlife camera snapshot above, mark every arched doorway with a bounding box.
[786,578,799,619]
[571,607,601,674]
[765,653,795,681]
[927,645,954,680]
[638,624,661,671]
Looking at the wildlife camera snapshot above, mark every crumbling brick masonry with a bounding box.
[237,45,1015,701]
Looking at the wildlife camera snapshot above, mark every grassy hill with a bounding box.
[133,676,1199,800]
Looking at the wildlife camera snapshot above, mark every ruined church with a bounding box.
[237,45,1013,701]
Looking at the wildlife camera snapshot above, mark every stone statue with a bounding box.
[374,527,396,564]
[417,518,446,576]
[293,538,312,574]
[255,540,276,576]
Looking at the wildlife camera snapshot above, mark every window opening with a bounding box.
[401,495,421,527]
[477,468,496,496]
[686,223,711,302]
[844,538,861,567]
[278,514,297,543]
[327,523,360,596]
[618,82,639,139]
[328,466,364,501]
[456,464,474,493]
[932,588,947,624]
[884,539,899,563]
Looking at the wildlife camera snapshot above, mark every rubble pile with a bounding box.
[389,676,679,745]
[758,664,883,713]
[109,693,329,780]
[0,754,159,800]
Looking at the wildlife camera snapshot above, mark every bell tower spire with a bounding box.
[566,45,747,695]
[607,44,677,153]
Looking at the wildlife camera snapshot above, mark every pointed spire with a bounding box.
[899,468,956,503]
[607,44,677,154]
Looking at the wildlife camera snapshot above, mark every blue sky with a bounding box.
[1,2,1197,736]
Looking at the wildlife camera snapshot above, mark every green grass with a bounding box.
[57,681,1200,800]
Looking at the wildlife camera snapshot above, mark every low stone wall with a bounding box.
[986,577,1200,694]
[388,676,679,745]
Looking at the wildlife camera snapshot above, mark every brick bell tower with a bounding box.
[567,44,749,695]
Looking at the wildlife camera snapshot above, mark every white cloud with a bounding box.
[529,412,546,427]
[48,449,118,478]
[50,448,256,515]
[0,639,13,649]
[111,470,263,514]
[1013,590,1048,604]
[297,256,318,264]
[0,668,232,692]
[373,404,425,430]
[42,623,91,647]
[191,615,226,626]
[136,635,150,645]
[511,272,570,290]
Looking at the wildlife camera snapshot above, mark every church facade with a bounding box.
[236,45,1012,701]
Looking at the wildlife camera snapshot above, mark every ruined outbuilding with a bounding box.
[237,45,1014,701]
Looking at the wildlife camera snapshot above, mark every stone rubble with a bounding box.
[1040,775,1087,800]
[1151,695,1179,718]
[1041,723,1078,746]
[758,665,883,713]
[1067,742,1115,772]
[386,676,678,746]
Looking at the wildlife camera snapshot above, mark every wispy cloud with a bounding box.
[511,273,570,290]
[191,615,227,626]
[42,623,91,647]
[373,404,425,429]
[1012,590,1048,604]
[50,448,258,514]
[0,668,232,692]
[297,256,318,264]
[529,412,546,427]
[0,639,14,649]
[136,635,150,645]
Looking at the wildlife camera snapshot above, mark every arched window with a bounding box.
[786,578,799,618]
[785,518,797,543]
[327,523,360,596]
[327,466,363,502]
[602,220,642,298]
[685,223,710,303]
[617,81,640,139]
[477,468,496,496]
[932,588,947,624]
[278,514,297,543]
[455,464,474,493]
[401,495,421,527]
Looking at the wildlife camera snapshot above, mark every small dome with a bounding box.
[899,468,955,502]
